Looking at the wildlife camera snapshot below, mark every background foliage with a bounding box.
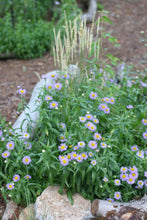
[0,0,81,59]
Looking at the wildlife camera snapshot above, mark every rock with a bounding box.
[35,185,92,220]
[19,204,35,220]
[2,201,17,220]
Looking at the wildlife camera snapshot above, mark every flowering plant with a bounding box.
[0,16,147,205]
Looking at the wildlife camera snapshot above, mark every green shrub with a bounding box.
[0,0,81,59]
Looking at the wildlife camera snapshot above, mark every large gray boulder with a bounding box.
[35,186,92,220]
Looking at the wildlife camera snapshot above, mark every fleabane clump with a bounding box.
[0,17,147,206]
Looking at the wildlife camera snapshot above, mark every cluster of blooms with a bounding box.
[44,78,63,109]
[79,113,99,132]
[7,174,32,190]
[131,144,147,159]
[98,97,114,114]
[1,141,15,159]
[119,166,147,188]
[46,80,62,91]
[142,118,147,140]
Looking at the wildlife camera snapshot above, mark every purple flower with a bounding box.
[79,116,86,123]
[140,81,147,87]
[136,150,144,159]
[142,119,147,125]
[144,179,147,186]
[23,133,30,139]
[137,180,144,188]
[89,92,97,99]
[25,175,32,179]
[126,105,133,109]
[107,198,114,203]
[62,74,70,79]
[24,142,32,150]
[58,143,68,152]
[45,95,52,101]
[98,103,108,111]
[74,146,79,150]
[18,88,27,95]
[46,83,54,90]
[88,140,97,149]
[13,174,20,182]
[110,97,115,104]
[49,73,58,80]
[91,160,97,165]
[94,132,102,140]
[71,152,77,160]
[129,172,138,179]
[89,124,97,132]
[2,151,10,158]
[59,134,66,142]
[85,114,93,120]
[81,152,88,160]
[129,166,138,173]
[0,130,3,137]
[127,176,135,185]
[131,145,138,151]
[103,177,108,182]
[93,118,99,124]
[49,101,58,109]
[76,154,83,162]
[60,123,66,130]
[114,192,121,200]
[7,183,14,190]
[41,73,48,79]
[104,97,110,103]
[54,82,62,90]
[88,152,93,157]
[100,142,107,148]
[78,141,85,148]
[120,167,128,173]
[6,141,15,150]
[114,179,121,186]
[120,173,128,181]
[60,157,69,166]
[144,171,147,178]
[143,132,147,139]
[104,108,110,114]
[22,156,31,165]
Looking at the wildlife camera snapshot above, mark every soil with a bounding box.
[0,0,147,219]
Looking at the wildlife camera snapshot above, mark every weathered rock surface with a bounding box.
[19,204,35,220]
[35,186,92,220]
[2,201,17,220]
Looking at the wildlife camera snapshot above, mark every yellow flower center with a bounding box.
[9,185,13,188]
[62,160,67,164]
[96,135,100,138]
[52,103,56,107]
[9,144,12,147]
[61,146,65,149]
[25,159,29,162]
[4,153,8,156]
